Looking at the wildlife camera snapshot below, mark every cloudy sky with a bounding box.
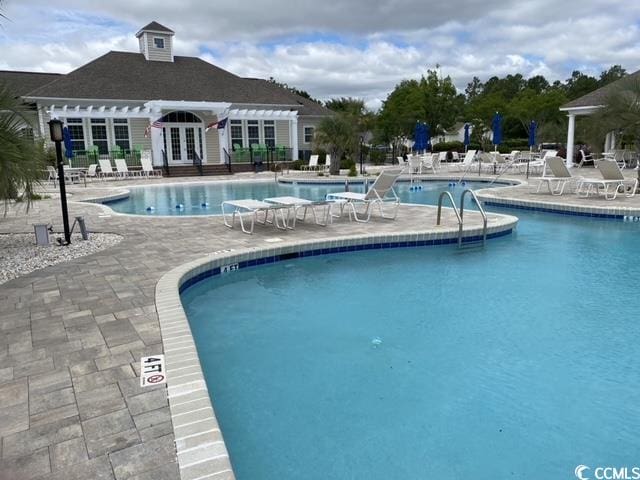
[1,1,639,110]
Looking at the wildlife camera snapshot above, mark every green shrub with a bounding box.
[341,158,355,170]
[289,160,305,170]
[348,164,357,177]
[432,141,464,153]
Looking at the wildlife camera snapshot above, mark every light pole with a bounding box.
[48,119,71,245]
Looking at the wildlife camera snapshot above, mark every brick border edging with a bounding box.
[154,212,517,480]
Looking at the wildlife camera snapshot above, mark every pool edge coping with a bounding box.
[154,212,517,480]
[80,175,521,218]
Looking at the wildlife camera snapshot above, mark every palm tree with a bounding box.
[0,83,47,211]
[313,114,359,175]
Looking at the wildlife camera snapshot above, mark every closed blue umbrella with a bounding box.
[413,122,426,152]
[492,112,503,150]
[63,126,74,165]
[528,120,537,150]
[463,123,470,151]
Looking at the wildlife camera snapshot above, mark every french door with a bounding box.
[166,125,203,164]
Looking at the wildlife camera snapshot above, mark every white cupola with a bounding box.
[135,21,175,62]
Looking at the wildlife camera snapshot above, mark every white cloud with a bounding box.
[1,0,639,110]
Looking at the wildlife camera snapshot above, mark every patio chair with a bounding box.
[85,164,99,181]
[323,154,332,173]
[449,150,477,172]
[610,149,628,169]
[576,160,638,200]
[110,145,125,160]
[408,155,422,175]
[232,144,250,162]
[326,168,403,223]
[577,149,596,168]
[301,154,320,172]
[421,153,436,174]
[98,159,116,179]
[528,150,557,176]
[46,166,58,186]
[221,199,288,234]
[63,165,81,183]
[396,156,408,170]
[141,151,161,177]
[115,158,138,178]
[531,157,583,195]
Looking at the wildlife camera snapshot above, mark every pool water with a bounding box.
[182,209,640,480]
[102,180,503,215]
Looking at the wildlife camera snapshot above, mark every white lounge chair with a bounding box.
[115,159,138,178]
[408,155,422,175]
[98,159,116,179]
[323,154,332,174]
[326,168,402,222]
[221,199,289,234]
[263,196,333,228]
[449,149,477,172]
[301,154,320,172]
[529,150,557,176]
[141,151,161,177]
[576,160,638,200]
[421,153,436,174]
[396,156,408,171]
[531,157,583,195]
[85,164,99,181]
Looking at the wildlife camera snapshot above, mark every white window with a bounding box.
[112,119,130,151]
[66,118,85,152]
[230,120,243,148]
[154,37,165,49]
[263,120,276,147]
[304,126,315,144]
[247,120,260,147]
[90,118,109,154]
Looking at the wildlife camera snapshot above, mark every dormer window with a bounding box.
[154,37,165,49]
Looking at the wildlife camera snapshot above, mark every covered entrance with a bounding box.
[160,111,205,164]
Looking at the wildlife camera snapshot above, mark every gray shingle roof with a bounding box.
[136,21,174,36]
[561,69,640,109]
[0,70,62,97]
[23,51,331,117]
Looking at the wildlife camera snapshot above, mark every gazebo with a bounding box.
[560,70,640,167]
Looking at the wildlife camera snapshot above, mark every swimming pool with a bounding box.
[101,179,510,215]
[181,209,640,479]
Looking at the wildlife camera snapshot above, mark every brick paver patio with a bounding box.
[0,169,637,479]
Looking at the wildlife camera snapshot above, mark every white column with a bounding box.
[290,117,299,161]
[566,114,576,168]
[149,118,164,167]
[218,125,229,164]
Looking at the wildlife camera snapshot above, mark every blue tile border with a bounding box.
[178,228,513,295]
[483,200,626,219]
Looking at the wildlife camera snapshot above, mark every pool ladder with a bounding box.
[436,189,488,247]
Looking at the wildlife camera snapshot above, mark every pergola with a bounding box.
[43,100,301,164]
[560,70,640,168]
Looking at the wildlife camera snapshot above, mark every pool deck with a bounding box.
[0,167,638,480]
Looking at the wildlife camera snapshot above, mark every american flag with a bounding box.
[144,118,164,138]
[205,117,228,132]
